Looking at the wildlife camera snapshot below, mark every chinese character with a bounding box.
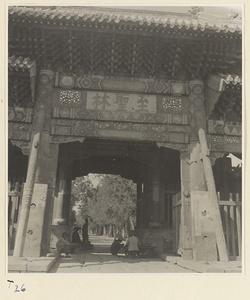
[136,95,149,112]
[91,92,111,110]
[114,93,129,111]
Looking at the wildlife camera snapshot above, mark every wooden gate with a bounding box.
[218,192,242,260]
[171,191,242,260]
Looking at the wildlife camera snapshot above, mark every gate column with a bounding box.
[151,162,161,227]
[14,69,59,257]
[180,79,218,261]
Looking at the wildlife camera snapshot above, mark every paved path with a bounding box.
[49,235,195,273]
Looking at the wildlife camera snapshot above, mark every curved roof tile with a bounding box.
[9,6,242,34]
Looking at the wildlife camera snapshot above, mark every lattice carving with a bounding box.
[163,97,182,113]
[60,90,80,105]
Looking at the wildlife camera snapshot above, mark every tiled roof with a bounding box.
[9,6,242,34]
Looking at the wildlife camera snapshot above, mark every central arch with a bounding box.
[50,138,181,254]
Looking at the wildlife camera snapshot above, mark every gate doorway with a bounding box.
[51,138,181,255]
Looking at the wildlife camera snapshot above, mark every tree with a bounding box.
[71,174,137,237]
[71,175,98,225]
[88,175,136,236]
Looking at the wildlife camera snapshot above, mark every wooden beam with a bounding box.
[199,128,229,262]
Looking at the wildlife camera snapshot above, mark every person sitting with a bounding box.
[110,234,125,256]
[126,230,140,258]
[56,232,72,257]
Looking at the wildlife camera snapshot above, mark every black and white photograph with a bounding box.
[2,1,248,299]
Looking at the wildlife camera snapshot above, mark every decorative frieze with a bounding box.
[51,119,189,144]
[8,122,31,141]
[53,106,189,125]
[56,73,188,95]
[8,107,33,123]
[157,142,188,152]
[208,134,241,153]
[50,136,85,144]
[208,120,242,136]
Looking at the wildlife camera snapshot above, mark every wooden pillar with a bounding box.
[151,163,161,227]
[159,168,166,226]
[53,158,68,225]
[136,182,142,229]
[51,153,72,250]
[179,150,193,259]
[14,69,58,257]
[143,167,152,228]
[183,79,219,261]
[199,128,228,262]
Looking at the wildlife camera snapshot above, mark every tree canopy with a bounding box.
[72,174,137,234]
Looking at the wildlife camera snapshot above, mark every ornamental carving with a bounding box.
[60,90,80,105]
[8,107,33,123]
[157,142,188,152]
[162,97,182,113]
[207,120,242,136]
[50,136,85,144]
[11,140,30,155]
[208,134,242,153]
[188,80,206,141]
[53,106,189,125]
[56,73,188,95]
[51,119,189,144]
[209,152,225,166]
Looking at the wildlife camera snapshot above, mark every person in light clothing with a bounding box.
[126,230,140,258]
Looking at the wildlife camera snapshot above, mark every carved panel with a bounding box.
[86,91,157,113]
[53,106,189,125]
[50,136,85,144]
[60,90,80,105]
[11,140,30,155]
[56,73,188,95]
[209,152,225,166]
[8,107,33,123]
[162,97,182,113]
[8,122,31,141]
[208,134,242,153]
[188,80,206,141]
[51,119,189,144]
[208,120,242,136]
[157,142,188,152]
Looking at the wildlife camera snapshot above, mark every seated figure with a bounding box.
[126,230,140,258]
[56,232,72,257]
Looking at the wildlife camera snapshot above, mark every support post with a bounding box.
[179,150,193,259]
[199,128,229,262]
[14,69,57,257]
[136,182,142,228]
[13,133,40,256]
[151,163,161,227]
